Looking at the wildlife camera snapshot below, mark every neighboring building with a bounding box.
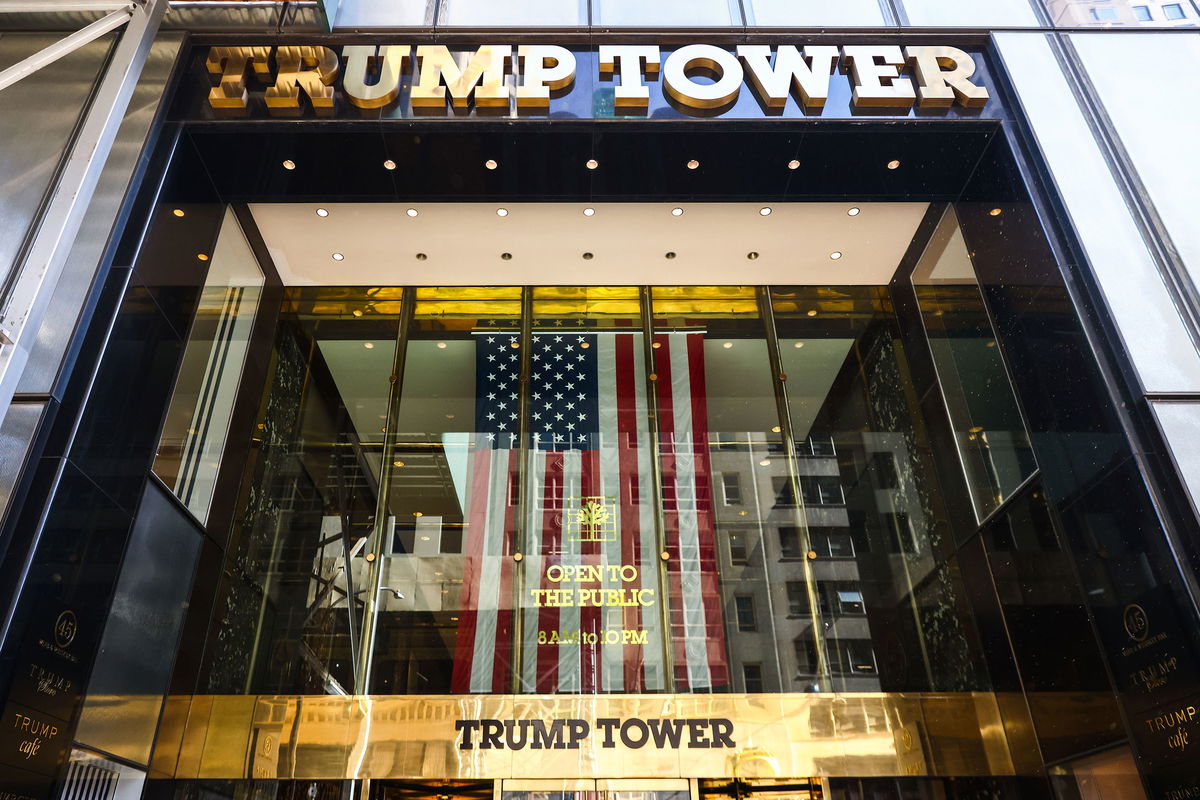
[1,3,1200,800]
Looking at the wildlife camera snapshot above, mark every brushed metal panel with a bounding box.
[15,34,184,395]
[0,400,44,522]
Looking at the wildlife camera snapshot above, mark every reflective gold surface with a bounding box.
[147,692,1062,780]
[265,46,339,117]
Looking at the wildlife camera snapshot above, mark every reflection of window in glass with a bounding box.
[772,476,798,507]
[1133,5,1153,19]
[885,512,917,554]
[735,594,758,632]
[817,582,864,615]
[721,472,743,505]
[794,637,818,675]
[911,207,1038,521]
[832,640,877,674]
[748,0,884,25]
[596,0,736,25]
[800,476,844,505]
[786,582,807,616]
[1091,7,1118,19]
[728,530,751,563]
[742,663,764,692]
[835,586,866,615]
[1165,3,1186,18]
[154,208,263,524]
[812,530,855,558]
[439,0,586,25]
[779,526,804,559]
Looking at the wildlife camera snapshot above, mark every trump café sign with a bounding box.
[197,43,994,119]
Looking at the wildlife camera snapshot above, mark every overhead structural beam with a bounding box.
[0,2,132,11]
[0,0,164,425]
[0,5,134,94]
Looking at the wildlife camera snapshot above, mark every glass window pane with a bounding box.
[911,208,1038,521]
[440,0,586,25]
[901,0,1039,26]
[749,0,886,25]
[333,0,432,26]
[154,208,263,524]
[1048,0,1200,24]
[597,0,736,25]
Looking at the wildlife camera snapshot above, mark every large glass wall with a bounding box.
[176,278,1004,699]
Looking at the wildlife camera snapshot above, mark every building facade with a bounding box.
[0,3,1199,800]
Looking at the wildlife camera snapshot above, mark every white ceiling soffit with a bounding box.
[249,202,930,287]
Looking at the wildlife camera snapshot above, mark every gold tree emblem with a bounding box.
[568,496,616,541]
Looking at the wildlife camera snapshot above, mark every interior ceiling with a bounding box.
[249,202,929,287]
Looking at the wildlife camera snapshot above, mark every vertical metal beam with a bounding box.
[640,286,677,693]
[354,287,415,692]
[512,287,534,693]
[757,286,834,691]
[0,0,165,426]
[0,6,133,94]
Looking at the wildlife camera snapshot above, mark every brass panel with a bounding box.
[145,692,1058,781]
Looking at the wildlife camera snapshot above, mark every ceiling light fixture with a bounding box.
[383,159,396,170]
[172,208,185,217]
[847,207,860,216]
[723,342,733,349]
[416,253,427,260]
[406,208,418,217]
[887,159,901,170]
[989,208,1003,216]
[793,341,805,348]
[830,251,843,260]
[586,159,599,170]
[665,252,676,259]
[501,252,513,260]
[671,207,683,217]
[437,342,447,349]
[364,342,375,349]
[759,459,771,467]
[393,460,405,467]
[582,252,594,260]
[747,252,759,260]
[787,159,801,170]
[807,310,818,317]
[484,159,498,170]
[332,252,345,261]
[353,309,363,317]
[315,208,329,217]
[282,159,296,170]
[496,208,509,217]
[759,207,772,216]
[686,159,700,170]
[583,207,596,216]
[196,253,209,261]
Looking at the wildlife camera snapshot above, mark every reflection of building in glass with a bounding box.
[1045,0,1200,24]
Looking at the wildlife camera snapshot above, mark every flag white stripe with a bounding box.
[634,339,666,691]
[670,334,712,689]
[597,333,625,692]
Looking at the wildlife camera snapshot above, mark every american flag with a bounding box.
[451,328,729,694]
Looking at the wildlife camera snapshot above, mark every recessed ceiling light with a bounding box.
[747,252,759,260]
[671,207,683,216]
[830,251,843,260]
[580,341,591,349]
[723,342,733,349]
[413,511,423,517]
[406,208,418,217]
[196,253,209,261]
[807,309,818,317]
[416,253,427,260]
[316,208,329,217]
[787,159,801,170]
[172,208,185,217]
[652,342,662,349]
[501,252,513,260]
[771,426,781,433]
[393,460,405,467]
[496,208,509,217]
[759,207,772,216]
[847,207,860,216]
[383,159,396,170]
[586,159,599,170]
[582,252,594,260]
[793,341,805,348]
[332,252,345,261]
[759,459,771,467]
[353,309,363,317]
[583,207,595,217]
[282,159,296,170]
[437,342,447,349]
[364,342,375,349]
[485,159,498,170]
[989,208,1003,216]
[665,252,676,259]
[887,159,901,170]
[686,159,700,170]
